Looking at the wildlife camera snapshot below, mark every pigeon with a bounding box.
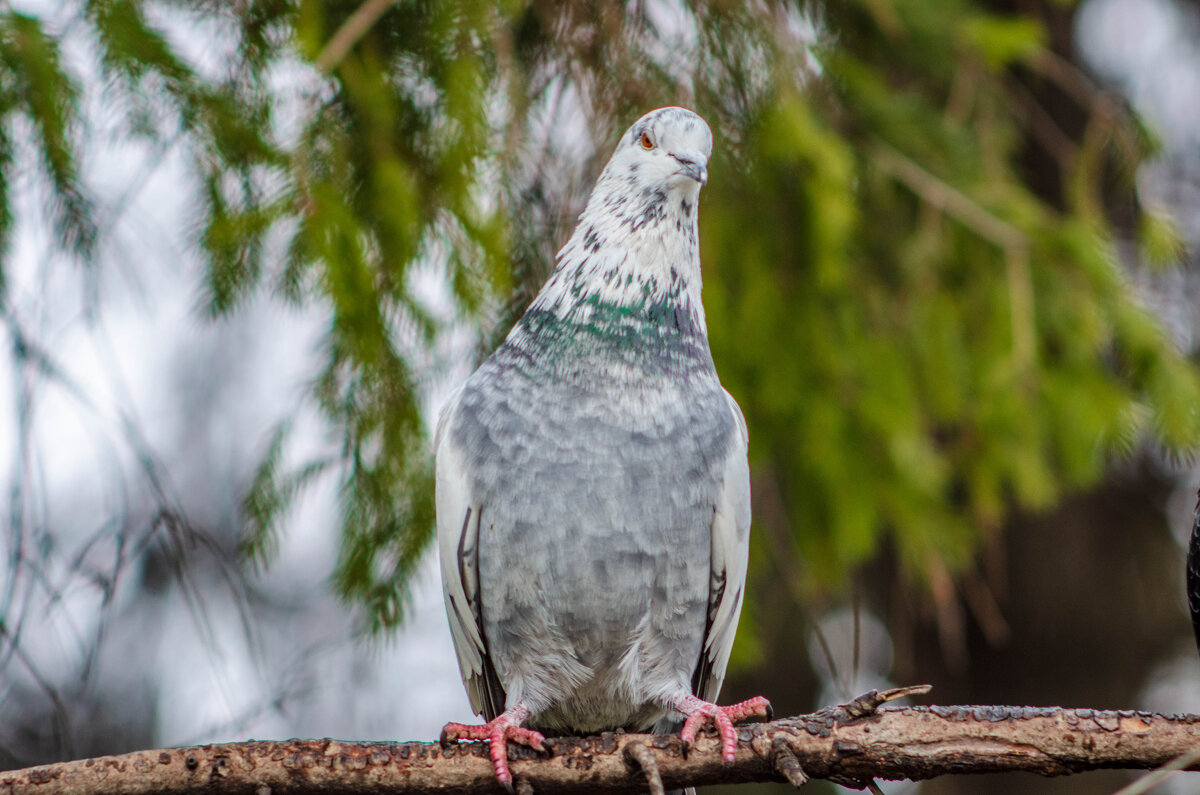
[436,106,769,787]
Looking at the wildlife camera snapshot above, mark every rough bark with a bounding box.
[6,696,1200,794]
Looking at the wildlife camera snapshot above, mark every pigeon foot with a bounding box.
[440,704,545,787]
[673,694,772,764]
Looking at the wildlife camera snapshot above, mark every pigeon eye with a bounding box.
[639,132,654,150]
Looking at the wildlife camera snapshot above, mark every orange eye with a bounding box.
[639,132,654,150]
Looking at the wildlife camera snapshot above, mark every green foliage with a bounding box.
[959,14,1046,70]
[4,0,1198,637]
[241,421,335,570]
[0,12,91,271]
[699,0,1200,593]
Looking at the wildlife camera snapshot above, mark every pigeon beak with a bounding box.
[671,151,708,185]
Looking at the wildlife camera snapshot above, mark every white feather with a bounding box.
[700,391,753,701]
[435,384,490,715]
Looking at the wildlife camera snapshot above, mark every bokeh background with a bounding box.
[3,1,1200,793]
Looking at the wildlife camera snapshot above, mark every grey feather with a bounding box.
[437,106,751,739]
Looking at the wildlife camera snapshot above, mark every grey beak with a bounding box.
[671,151,708,185]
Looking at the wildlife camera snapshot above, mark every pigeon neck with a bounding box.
[524,186,708,338]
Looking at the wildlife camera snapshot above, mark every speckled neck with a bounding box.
[522,169,706,340]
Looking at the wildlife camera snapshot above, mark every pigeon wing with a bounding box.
[692,390,753,702]
[436,384,506,720]
[1188,488,1200,661]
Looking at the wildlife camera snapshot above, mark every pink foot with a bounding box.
[674,694,772,764]
[440,704,546,787]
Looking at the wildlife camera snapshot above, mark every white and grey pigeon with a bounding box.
[436,106,769,786]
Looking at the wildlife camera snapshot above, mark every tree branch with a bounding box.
[6,693,1200,794]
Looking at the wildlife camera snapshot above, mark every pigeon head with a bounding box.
[523,107,714,330]
[607,107,713,194]
[576,106,714,240]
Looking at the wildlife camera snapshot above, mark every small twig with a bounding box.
[1113,745,1200,795]
[845,685,933,718]
[314,0,395,74]
[869,139,1027,253]
[624,742,665,795]
[771,736,808,787]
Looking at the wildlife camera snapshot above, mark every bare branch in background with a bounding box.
[314,0,396,74]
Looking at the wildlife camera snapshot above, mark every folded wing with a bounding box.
[693,391,752,702]
[436,385,506,720]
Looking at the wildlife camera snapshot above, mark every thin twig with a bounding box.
[869,139,1027,254]
[314,0,395,74]
[624,741,665,795]
[771,736,808,787]
[1112,745,1200,795]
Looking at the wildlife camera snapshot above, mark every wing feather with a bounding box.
[693,390,752,702]
[436,385,506,719]
[1188,488,1200,660]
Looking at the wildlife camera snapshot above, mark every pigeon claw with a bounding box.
[676,695,772,765]
[440,710,546,787]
